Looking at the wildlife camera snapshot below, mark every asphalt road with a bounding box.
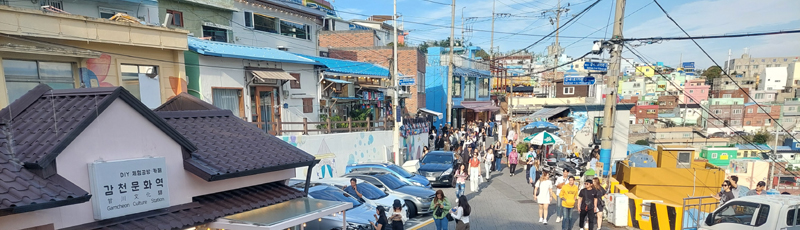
[402,166,626,230]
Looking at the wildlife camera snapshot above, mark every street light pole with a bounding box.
[392,0,401,165]
[446,0,456,127]
[599,0,626,176]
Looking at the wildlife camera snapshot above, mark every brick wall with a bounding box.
[319,30,375,48]
[328,47,427,114]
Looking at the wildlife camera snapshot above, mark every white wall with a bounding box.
[282,131,393,179]
[760,67,788,91]
[0,99,295,229]
[230,1,320,56]
[197,56,320,127]
[8,0,160,25]
[571,109,630,161]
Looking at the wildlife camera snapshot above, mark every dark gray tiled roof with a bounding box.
[155,93,316,181]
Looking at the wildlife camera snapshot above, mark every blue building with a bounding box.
[425,46,494,128]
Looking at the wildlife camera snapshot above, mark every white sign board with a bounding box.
[88,157,170,220]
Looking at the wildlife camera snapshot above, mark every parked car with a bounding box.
[287,182,374,230]
[343,172,435,218]
[311,177,408,215]
[709,132,727,138]
[416,151,457,187]
[345,162,432,188]
[699,195,800,230]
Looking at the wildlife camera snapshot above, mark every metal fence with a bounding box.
[681,196,719,230]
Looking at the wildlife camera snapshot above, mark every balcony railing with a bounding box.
[252,117,394,136]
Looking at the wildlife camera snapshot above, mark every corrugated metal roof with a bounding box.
[252,70,297,81]
[188,37,318,65]
[298,55,391,78]
[324,78,354,84]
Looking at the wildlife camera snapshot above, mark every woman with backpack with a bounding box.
[450,195,471,230]
[389,199,407,230]
[534,171,557,225]
[430,190,451,230]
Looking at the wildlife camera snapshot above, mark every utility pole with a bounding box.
[599,0,625,176]
[392,0,401,165]
[461,7,466,44]
[771,131,779,189]
[446,0,456,126]
[552,0,561,98]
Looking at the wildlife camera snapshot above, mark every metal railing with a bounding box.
[682,196,719,230]
[252,117,394,136]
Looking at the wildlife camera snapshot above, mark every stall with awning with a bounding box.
[461,101,500,112]
[418,108,444,119]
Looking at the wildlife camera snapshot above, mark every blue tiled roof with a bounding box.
[188,37,318,65]
[455,67,491,78]
[298,55,391,78]
[744,102,757,106]
[628,144,655,154]
[736,144,772,151]
[658,113,677,118]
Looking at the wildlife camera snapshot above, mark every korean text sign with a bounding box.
[88,157,170,220]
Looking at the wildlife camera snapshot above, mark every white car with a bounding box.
[699,195,800,230]
[312,177,408,215]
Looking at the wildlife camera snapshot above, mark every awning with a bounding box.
[359,84,387,89]
[512,107,569,122]
[461,101,500,112]
[332,97,362,100]
[324,78,353,84]
[418,108,443,119]
[252,70,296,81]
[209,197,352,230]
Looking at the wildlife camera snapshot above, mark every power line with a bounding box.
[622,29,800,42]
[419,0,451,6]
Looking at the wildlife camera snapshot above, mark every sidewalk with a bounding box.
[413,166,626,230]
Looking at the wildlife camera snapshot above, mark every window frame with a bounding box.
[166,9,184,27]
[290,73,301,89]
[706,201,761,227]
[2,59,76,102]
[563,86,575,95]
[244,11,254,28]
[211,87,245,118]
[99,7,128,19]
[302,98,313,113]
[202,25,228,42]
[452,75,462,97]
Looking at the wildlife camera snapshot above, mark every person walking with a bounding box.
[555,168,570,223]
[534,172,557,225]
[389,199,407,230]
[559,176,579,230]
[454,164,467,198]
[528,160,539,201]
[525,150,536,184]
[729,175,749,198]
[451,195,471,230]
[484,146,494,179]
[712,180,735,205]
[468,152,482,193]
[593,178,606,230]
[508,147,519,176]
[371,206,389,230]
[494,141,504,172]
[577,179,598,230]
[430,190,451,230]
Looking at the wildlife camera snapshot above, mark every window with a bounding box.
[40,0,63,10]
[453,75,462,97]
[723,94,731,98]
[796,143,800,148]
[733,109,742,114]
[765,119,771,125]
[755,93,764,99]
[280,19,311,39]
[711,153,718,159]
[2,60,75,103]
[746,121,751,125]
[773,59,777,62]
[701,89,705,93]
[212,88,242,117]
[244,12,254,28]
[786,208,796,226]
[731,120,741,125]
[563,87,575,95]
[767,64,772,67]
[99,8,127,19]
[754,65,759,68]
[290,73,301,89]
[464,77,477,100]
[715,101,720,105]
[166,10,183,27]
[785,118,796,123]
[734,101,739,105]
[202,26,228,42]
[747,108,753,113]
[677,152,691,168]
[418,72,426,93]
[479,78,489,97]
[302,98,313,113]
[689,89,694,93]
[647,109,656,114]
[789,106,797,111]
[758,107,771,113]
[706,202,760,227]
[714,109,722,114]
[254,13,278,33]
[683,133,691,138]
[120,64,160,108]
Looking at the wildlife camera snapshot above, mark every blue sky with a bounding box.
[331,0,800,69]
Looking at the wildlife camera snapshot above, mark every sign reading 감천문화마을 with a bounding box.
[88,157,170,220]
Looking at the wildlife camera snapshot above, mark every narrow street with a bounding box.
[405,166,626,230]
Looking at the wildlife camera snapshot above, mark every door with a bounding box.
[251,86,279,133]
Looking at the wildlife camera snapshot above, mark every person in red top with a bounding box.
[468,151,482,193]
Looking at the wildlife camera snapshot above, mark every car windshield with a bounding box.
[387,164,414,178]
[344,183,388,200]
[421,154,453,165]
[375,174,408,190]
[310,187,363,209]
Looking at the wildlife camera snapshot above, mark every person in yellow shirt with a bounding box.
[558,176,579,230]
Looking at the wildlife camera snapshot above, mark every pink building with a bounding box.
[684,79,710,104]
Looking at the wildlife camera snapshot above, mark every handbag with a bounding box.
[446,213,454,221]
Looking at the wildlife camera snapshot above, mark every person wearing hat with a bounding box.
[388,199,407,230]
[747,181,767,196]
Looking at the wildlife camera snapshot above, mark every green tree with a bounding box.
[475,49,490,60]
[752,130,770,144]
[635,139,649,145]
[702,66,723,80]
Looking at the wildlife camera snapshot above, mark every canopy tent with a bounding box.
[521,121,560,133]
[528,131,565,145]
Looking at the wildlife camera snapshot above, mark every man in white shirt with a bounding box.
[554,168,570,223]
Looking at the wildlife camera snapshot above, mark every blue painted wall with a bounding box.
[425,46,492,128]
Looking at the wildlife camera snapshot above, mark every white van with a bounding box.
[699,195,800,230]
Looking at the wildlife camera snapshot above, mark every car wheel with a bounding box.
[406,201,417,218]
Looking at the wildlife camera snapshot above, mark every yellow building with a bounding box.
[635,66,655,77]
[0,5,189,108]
[616,146,726,206]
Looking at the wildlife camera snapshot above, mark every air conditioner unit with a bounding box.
[345,84,355,97]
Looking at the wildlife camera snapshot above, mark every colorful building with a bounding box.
[635,65,656,77]
[699,146,739,167]
[683,79,709,104]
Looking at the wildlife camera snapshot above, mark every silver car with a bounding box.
[312,177,408,215]
[343,172,436,218]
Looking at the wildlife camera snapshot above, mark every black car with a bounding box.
[416,151,457,187]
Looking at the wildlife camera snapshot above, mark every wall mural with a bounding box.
[81,53,115,87]
[403,133,427,161]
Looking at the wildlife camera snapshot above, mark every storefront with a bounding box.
[0,85,351,230]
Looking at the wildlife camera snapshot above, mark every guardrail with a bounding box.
[681,196,718,230]
[252,117,394,136]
